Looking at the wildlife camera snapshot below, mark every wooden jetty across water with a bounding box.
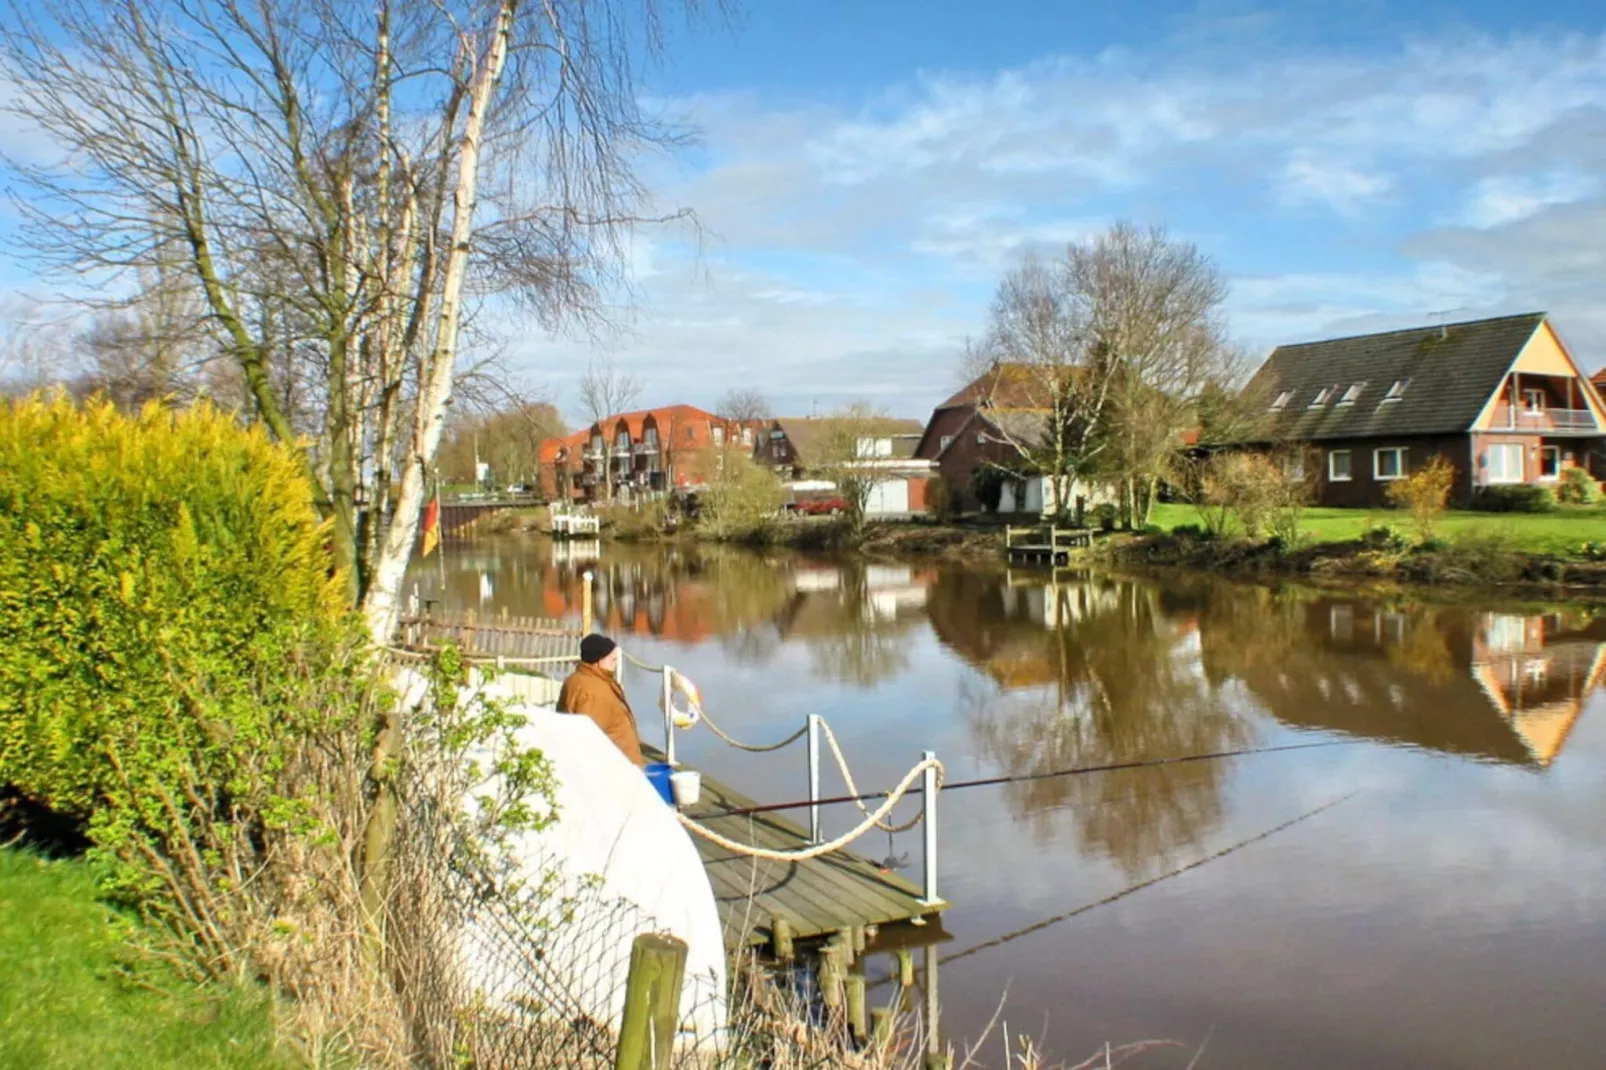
[642,742,947,951]
[396,610,949,955]
[1004,523,1094,565]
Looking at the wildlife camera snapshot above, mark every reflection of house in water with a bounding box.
[550,538,600,566]
[1213,600,1606,768]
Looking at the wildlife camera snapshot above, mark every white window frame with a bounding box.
[712,426,725,446]
[1270,390,1293,411]
[1539,445,1561,480]
[1383,379,1410,402]
[1523,388,1546,412]
[939,434,954,452]
[1485,443,1525,485]
[1328,449,1353,482]
[1310,386,1333,408]
[1374,447,1407,481]
[1338,382,1365,406]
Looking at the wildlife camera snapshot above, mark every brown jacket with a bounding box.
[556,661,644,767]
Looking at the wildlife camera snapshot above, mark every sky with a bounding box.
[514,0,1606,425]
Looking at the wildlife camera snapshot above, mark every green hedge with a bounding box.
[1470,484,1557,514]
[0,397,358,894]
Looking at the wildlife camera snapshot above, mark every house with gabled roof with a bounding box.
[1238,312,1606,508]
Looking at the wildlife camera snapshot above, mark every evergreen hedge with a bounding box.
[0,395,360,902]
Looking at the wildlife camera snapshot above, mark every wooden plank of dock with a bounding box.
[643,745,945,950]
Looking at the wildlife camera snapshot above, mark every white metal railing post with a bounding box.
[921,750,939,905]
[662,665,676,767]
[807,714,822,844]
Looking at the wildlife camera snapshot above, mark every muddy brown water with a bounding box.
[410,536,1606,1070]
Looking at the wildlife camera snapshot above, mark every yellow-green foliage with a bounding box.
[0,396,355,888]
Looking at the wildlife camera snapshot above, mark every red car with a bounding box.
[794,497,847,516]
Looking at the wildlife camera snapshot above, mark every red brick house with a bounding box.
[540,404,761,502]
[1239,312,1606,507]
[916,364,1099,516]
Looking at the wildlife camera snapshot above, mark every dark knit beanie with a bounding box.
[580,634,617,665]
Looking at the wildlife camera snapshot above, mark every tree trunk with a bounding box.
[361,0,516,643]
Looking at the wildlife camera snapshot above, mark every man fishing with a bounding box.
[556,634,645,768]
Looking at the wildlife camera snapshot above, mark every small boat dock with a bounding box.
[550,510,600,539]
[1004,523,1094,565]
[644,743,946,951]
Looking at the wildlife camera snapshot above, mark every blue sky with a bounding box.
[513,0,1606,424]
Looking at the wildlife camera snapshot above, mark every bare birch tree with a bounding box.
[577,357,643,501]
[973,223,1235,526]
[0,0,697,639]
[715,386,771,421]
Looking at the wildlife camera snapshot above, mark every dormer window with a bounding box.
[1270,390,1293,411]
[1382,379,1410,402]
[1337,382,1365,405]
[1310,387,1334,407]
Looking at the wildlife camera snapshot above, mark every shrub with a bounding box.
[1581,541,1606,562]
[1557,466,1600,505]
[1472,484,1557,513]
[698,453,786,542]
[1093,502,1118,531]
[1197,450,1310,541]
[1385,454,1455,541]
[1170,523,1208,539]
[1363,524,1409,553]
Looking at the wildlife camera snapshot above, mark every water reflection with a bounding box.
[413,541,1606,780]
[410,539,1606,1069]
[931,571,1254,876]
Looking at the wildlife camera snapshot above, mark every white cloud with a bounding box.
[1461,172,1602,228]
[1275,150,1393,215]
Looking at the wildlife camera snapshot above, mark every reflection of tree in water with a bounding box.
[939,572,1254,878]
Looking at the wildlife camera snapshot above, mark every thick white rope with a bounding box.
[817,718,935,834]
[622,648,808,753]
[673,755,944,862]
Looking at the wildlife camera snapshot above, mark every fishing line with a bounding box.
[712,738,1360,819]
[866,789,1360,988]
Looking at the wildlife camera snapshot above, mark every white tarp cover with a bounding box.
[392,667,727,1047]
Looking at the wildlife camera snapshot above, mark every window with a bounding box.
[1284,452,1306,480]
[1328,450,1352,482]
[712,426,725,446]
[1338,382,1366,405]
[770,429,784,440]
[1374,447,1407,481]
[615,430,630,449]
[643,428,659,448]
[1310,387,1334,407]
[976,432,987,445]
[1523,388,1546,412]
[1382,379,1410,402]
[1540,446,1561,480]
[1270,390,1293,411]
[939,434,954,452]
[1485,443,1524,484]
[742,428,753,446]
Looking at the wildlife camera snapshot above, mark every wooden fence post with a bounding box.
[614,933,687,1070]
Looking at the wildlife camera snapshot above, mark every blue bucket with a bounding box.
[644,762,674,805]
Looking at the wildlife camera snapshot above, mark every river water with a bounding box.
[411,535,1606,1069]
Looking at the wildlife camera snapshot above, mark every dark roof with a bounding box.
[1240,312,1548,442]
[774,416,925,464]
[936,363,1053,411]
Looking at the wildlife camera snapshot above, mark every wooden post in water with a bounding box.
[771,915,794,962]
[582,569,595,634]
[614,933,687,1070]
[897,948,914,988]
[846,973,867,1041]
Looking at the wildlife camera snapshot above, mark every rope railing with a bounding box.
[673,754,944,863]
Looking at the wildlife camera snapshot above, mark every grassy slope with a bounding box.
[1149,502,1606,555]
[0,849,290,1070]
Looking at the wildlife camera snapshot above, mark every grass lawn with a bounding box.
[0,849,291,1070]
[1148,502,1606,556]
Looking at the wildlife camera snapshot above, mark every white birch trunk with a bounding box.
[362,1,516,642]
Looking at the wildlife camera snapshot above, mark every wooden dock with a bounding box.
[1004,524,1093,565]
[643,744,946,951]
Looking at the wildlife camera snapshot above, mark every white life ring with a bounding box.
[661,668,703,730]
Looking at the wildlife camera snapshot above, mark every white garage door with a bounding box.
[866,479,910,515]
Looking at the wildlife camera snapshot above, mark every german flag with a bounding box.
[420,497,440,558]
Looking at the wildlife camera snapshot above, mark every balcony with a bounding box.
[635,441,659,455]
[1492,406,1600,435]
